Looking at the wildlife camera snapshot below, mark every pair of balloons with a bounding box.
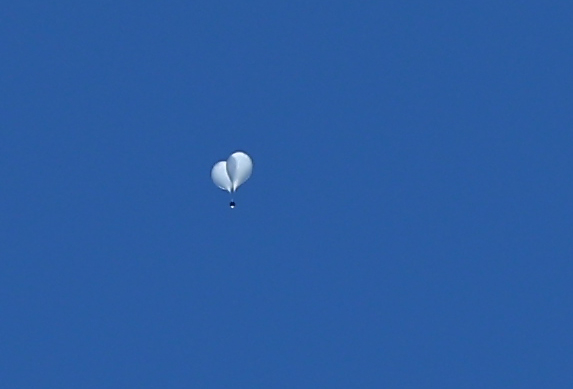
[211,151,253,207]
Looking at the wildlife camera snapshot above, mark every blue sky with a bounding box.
[1,1,572,387]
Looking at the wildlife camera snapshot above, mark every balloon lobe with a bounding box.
[226,152,253,191]
[211,161,232,192]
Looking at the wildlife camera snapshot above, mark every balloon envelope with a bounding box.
[226,151,253,191]
[211,161,232,192]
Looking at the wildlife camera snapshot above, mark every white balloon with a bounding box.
[226,151,253,191]
[211,161,232,192]
[211,151,253,194]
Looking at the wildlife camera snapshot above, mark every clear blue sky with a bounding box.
[1,2,572,387]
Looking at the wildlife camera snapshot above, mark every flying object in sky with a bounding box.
[211,151,253,208]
